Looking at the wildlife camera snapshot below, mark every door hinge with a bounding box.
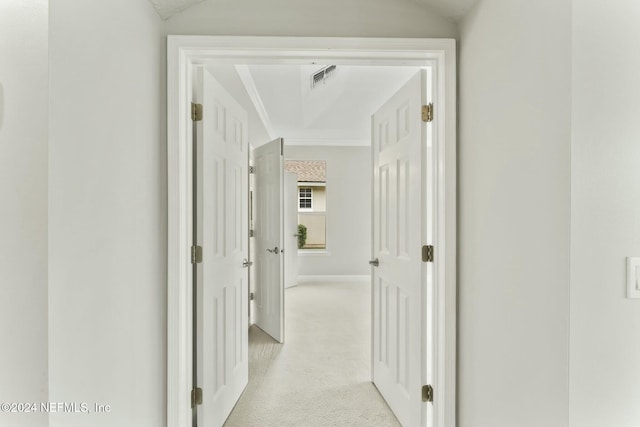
[422,384,434,403]
[191,387,203,408]
[422,245,434,263]
[191,245,203,264]
[249,166,255,174]
[249,292,255,301]
[191,103,203,122]
[249,229,255,237]
[422,103,433,123]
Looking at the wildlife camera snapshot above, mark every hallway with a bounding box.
[224,281,400,427]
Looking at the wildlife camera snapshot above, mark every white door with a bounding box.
[253,138,285,342]
[194,67,249,427]
[284,171,299,289]
[371,70,431,427]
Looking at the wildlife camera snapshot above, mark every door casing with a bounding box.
[167,36,457,427]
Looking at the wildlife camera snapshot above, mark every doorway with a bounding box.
[167,36,457,427]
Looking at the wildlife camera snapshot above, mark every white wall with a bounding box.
[48,1,165,426]
[286,146,371,276]
[164,0,458,38]
[458,1,571,426]
[0,2,49,427]
[570,1,640,425]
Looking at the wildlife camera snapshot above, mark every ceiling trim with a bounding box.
[234,65,277,140]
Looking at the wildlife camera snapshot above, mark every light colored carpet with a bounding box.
[223,281,401,427]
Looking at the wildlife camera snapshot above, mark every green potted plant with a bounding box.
[297,224,307,249]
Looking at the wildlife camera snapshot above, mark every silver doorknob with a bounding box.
[242,259,253,268]
[266,246,280,254]
[369,258,379,267]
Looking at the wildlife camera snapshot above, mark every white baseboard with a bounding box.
[297,275,370,283]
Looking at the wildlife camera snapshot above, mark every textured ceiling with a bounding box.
[150,0,478,21]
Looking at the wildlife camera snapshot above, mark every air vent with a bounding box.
[311,65,337,89]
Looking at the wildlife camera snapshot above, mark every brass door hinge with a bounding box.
[191,103,203,122]
[422,103,433,123]
[191,245,203,264]
[191,387,203,408]
[422,245,434,263]
[422,384,433,402]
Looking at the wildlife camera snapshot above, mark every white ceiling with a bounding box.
[148,0,204,19]
[150,0,478,21]
[207,64,422,147]
[411,0,478,21]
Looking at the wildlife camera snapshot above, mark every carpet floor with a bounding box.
[223,281,401,427]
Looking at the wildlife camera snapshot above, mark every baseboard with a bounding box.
[297,275,370,283]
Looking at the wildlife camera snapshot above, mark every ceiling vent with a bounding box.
[311,65,337,89]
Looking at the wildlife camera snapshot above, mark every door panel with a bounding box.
[372,70,428,427]
[253,138,285,343]
[284,171,299,289]
[194,67,249,427]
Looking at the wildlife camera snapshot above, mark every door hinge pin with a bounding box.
[191,387,203,408]
[191,102,203,122]
[191,245,203,264]
[422,384,433,402]
[422,245,434,263]
[422,103,433,123]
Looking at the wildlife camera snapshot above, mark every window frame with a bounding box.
[298,186,313,212]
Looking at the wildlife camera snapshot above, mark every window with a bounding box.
[299,187,312,210]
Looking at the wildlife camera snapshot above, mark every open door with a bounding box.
[194,67,249,427]
[371,70,432,427]
[253,138,285,342]
[284,171,299,289]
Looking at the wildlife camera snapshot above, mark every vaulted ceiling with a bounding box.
[149,0,478,21]
[205,64,421,147]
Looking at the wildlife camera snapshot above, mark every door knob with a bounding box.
[266,246,280,254]
[369,258,379,267]
[242,259,253,268]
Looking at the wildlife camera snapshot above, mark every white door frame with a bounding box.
[167,36,457,427]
